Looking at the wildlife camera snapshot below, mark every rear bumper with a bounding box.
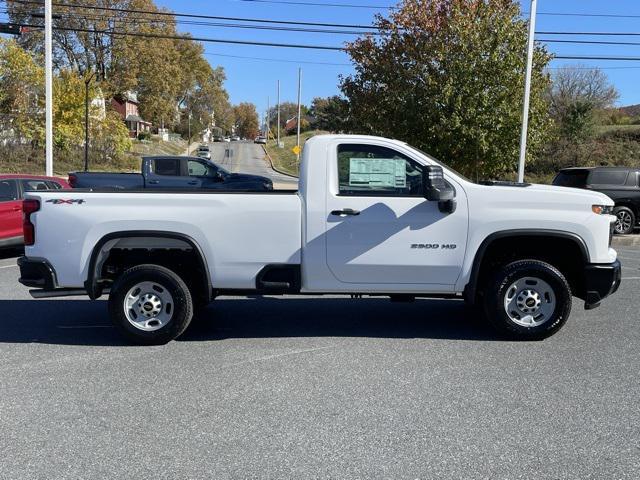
[583,259,622,310]
[18,256,58,289]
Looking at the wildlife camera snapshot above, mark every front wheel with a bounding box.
[613,206,635,235]
[108,264,193,345]
[483,260,572,340]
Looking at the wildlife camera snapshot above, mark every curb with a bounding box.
[261,145,299,179]
[612,235,640,247]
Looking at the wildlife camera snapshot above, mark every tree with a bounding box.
[8,0,231,131]
[548,66,619,144]
[233,103,259,139]
[340,0,553,179]
[0,38,44,144]
[310,96,351,132]
[267,101,307,131]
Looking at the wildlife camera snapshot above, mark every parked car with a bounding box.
[553,166,640,235]
[231,135,240,142]
[196,145,211,160]
[213,135,224,142]
[254,136,267,145]
[223,137,231,143]
[0,174,70,248]
[68,156,273,191]
[20,135,620,345]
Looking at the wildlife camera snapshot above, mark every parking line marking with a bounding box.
[622,277,640,280]
[0,264,17,269]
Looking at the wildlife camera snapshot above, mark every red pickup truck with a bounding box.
[0,174,70,248]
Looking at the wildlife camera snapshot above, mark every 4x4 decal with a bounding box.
[45,199,86,205]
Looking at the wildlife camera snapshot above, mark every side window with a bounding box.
[21,180,50,192]
[589,170,628,186]
[153,158,180,176]
[0,180,18,202]
[188,160,216,177]
[45,181,63,190]
[337,144,423,196]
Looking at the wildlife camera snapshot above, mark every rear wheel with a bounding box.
[483,260,572,340]
[613,206,635,235]
[108,264,193,345]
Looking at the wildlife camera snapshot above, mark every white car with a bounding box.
[196,146,211,160]
[19,135,620,345]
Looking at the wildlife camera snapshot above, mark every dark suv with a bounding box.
[553,166,640,235]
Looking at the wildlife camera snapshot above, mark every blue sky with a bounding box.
[4,0,640,117]
[152,0,640,117]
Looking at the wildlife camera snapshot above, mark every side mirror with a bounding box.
[422,165,456,214]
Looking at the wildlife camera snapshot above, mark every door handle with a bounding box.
[331,208,360,217]
[187,180,198,185]
[12,206,21,211]
[148,180,160,185]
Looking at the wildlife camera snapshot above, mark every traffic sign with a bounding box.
[292,145,301,155]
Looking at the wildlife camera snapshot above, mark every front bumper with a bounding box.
[583,259,622,310]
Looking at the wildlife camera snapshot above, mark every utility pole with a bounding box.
[267,96,270,139]
[517,0,538,183]
[187,111,192,155]
[296,68,302,162]
[276,80,281,148]
[84,71,95,171]
[45,0,53,176]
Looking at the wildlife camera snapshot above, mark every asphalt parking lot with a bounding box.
[0,246,638,479]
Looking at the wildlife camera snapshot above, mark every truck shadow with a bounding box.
[0,297,504,346]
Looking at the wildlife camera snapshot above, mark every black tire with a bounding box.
[613,206,635,235]
[482,259,572,340]
[108,264,193,345]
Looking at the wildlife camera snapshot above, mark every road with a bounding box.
[208,140,298,189]
[0,245,639,479]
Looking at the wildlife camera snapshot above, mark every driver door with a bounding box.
[325,142,468,287]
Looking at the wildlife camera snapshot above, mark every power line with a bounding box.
[204,51,351,66]
[6,0,379,29]
[237,0,392,8]
[19,22,346,50]
[537,31,640,37]
[539,38,640,47]
[554,55,640,61]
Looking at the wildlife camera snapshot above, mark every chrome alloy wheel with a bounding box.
[503,276,556,327]
[123,281,174,331]
[615,210,633,234]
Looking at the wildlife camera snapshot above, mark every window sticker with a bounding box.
[349,158,406,188]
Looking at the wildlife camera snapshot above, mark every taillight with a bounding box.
[23,199,40,246]
[68,173,77,188]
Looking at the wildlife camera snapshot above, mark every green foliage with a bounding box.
[341,0,553,180]
[0,38,44,144]
[310,96,351,133]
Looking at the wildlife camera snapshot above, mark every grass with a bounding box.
[596,124,640,134]
[264,130,327,176]
[0,136,188,176]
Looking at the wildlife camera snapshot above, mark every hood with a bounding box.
[467,181,614,211]
[225,173,272,184]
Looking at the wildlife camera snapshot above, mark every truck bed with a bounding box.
[26,190,302,289]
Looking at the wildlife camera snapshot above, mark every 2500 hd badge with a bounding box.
[411,243,457,249]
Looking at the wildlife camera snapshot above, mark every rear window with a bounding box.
[21,179,50,191]
[153,158,180,176]
[589,170,628,186]
[553,171,589,188]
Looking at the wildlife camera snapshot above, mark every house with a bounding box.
[111,91,151,138]
[284,114,316,133]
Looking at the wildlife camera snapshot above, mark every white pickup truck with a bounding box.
[18,135,621,344]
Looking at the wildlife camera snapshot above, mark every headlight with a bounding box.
[592,205,613,215]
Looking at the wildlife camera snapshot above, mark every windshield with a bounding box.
[405,144,472,183]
